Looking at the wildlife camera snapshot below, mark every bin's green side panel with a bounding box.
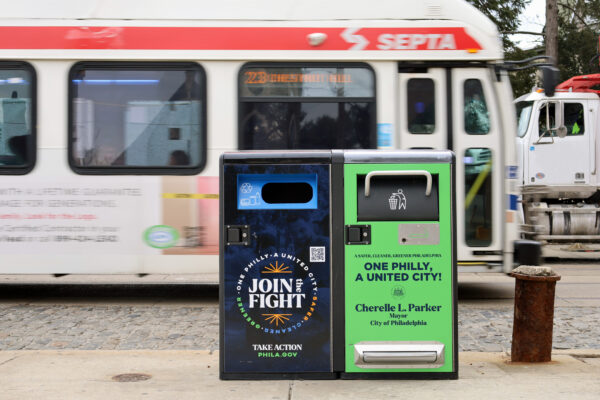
[344,163,455,373]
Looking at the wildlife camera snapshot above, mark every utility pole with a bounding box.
[546,0,559,63]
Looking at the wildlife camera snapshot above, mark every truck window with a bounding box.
[515,101,533,138]
[537,102,557,137]
[407,78,435,134]
[464,79,490,135]
[239,63,376,149]
[564,103,584,135]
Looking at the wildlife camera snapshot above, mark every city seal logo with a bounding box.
[236,253,318,334]
[391,285,406,298]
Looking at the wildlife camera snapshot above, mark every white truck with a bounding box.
[515,73,600,257]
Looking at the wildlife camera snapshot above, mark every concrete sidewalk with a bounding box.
[0,350,599,400]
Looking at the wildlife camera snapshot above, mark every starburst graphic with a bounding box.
[262,313,292,326]
[262,261,291,273]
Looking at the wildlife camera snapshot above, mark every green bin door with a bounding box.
[343,162,456,377]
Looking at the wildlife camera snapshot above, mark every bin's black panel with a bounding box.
[357,175,438,221]
[222,162,332,376]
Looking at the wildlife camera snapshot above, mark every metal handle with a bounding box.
[364,170,432,197]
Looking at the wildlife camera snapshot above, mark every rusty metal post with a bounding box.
[510,267,561,362]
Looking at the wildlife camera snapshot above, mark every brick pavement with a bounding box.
[1,302,599,352]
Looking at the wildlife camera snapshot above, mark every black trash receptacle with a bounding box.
[220,151,335,380]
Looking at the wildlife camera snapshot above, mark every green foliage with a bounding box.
[506,47,543,97]
[468,0,600,96]
[558,25,598,78]
[466,0,531,49]
[556,1,600,79]
[467,0,536,96]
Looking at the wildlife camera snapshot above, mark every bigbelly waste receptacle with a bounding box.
[341,150,457,379]
[220,150,456,380]
[220,151,335,380]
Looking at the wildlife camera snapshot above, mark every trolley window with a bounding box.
[464,79,490,135]
[0,62,35,174]
[464,147,493,247]
[239,63,376,150]
[407,78,435,134]
[69,62,206,174]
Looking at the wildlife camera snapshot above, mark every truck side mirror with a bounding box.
[541,66,560,97]
[556,126,567,138]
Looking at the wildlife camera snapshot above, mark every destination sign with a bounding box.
[244,71,352,85]
[240,67,374,98]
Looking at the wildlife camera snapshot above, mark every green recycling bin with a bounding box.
[340,150,457,379]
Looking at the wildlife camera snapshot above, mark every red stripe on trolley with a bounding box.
[0,26,482,51]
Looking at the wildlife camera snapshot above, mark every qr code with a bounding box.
[310,246,326,263]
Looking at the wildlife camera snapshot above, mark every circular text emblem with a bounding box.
[236,252,319,334]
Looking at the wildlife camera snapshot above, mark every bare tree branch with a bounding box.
[558,2,590,28]
[503,31,545,36]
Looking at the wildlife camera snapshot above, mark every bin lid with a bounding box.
[221,150,333,164]
[343,150,454,164]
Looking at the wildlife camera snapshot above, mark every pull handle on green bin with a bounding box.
[364,170,433,197]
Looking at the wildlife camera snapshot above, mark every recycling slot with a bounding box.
[219,151,335,380]
[341,150,457,379]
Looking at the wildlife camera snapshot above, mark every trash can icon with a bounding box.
[388,195,398,210]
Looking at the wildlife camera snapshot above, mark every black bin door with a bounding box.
[357,173,438,221]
